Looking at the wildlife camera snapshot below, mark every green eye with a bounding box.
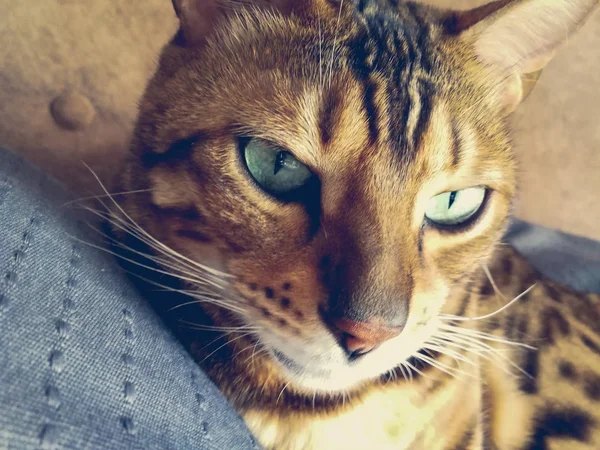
[425,187,486,226]
[243,138,313,196]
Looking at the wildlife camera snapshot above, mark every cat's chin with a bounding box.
[268,346,389,394]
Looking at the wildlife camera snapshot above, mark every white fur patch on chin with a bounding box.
[263,335,422,394]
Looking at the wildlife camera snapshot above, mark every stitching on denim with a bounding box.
[0,214,39,309]
[39,244,81,448]
[120,307,136,436]
[189,369,214,442]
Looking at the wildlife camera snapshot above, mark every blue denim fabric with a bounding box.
[0,147,598,449]
[0,148,258,449]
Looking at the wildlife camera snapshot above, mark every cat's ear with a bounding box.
[171,0,336,47]
[445,0,599,112]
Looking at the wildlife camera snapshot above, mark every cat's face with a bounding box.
[115,0,596,394]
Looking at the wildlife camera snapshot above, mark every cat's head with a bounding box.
[115,0,598,395]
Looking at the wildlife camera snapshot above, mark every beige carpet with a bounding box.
[1,0,598,240]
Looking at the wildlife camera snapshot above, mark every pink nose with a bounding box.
[331,318,403,359]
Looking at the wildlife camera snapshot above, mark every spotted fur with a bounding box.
[110,0,600,448]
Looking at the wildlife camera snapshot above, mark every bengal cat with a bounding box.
[106,0,600,448]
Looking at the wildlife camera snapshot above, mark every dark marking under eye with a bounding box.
[142,135,200,168]
[152,204,203,222]
[175,230,212,243]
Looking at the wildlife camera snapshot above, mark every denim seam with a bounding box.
[39,243,82,448]
[119,307,136,438]
[0,213,40,311]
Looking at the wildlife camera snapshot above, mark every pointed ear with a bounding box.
[445,0,599,112]
[171,0,221,47]
[171,0,337,47]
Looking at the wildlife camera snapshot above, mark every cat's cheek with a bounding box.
[226,250,326,323]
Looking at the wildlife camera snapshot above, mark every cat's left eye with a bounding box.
[242,138,313,197]
[425,187,486,227]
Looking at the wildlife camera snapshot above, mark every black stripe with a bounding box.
[347,27,380,146]
[416,23,433,74]
[405,4,433,74]
[450,121,462,168]
[318,87,343,146]
[386,27,412,161]
[454,424,475,450]
[519,348,539,394]
[412,79,435,154]
[362,79,380,147]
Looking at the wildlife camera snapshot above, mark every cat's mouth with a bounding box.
[268,346,362,392]
[264,335,411,393]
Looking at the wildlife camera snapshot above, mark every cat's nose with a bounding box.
[331,318,403,361]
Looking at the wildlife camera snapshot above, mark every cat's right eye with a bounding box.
[242,138,313,197]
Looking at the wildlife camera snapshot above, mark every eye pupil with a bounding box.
[448,191,457,209]
[274,151,287,175]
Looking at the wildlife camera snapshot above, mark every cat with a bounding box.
[107,0,600,448]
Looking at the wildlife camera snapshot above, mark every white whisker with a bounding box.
[327,0,344,89]
[442,284,537,322]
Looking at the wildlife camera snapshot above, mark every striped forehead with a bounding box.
[340,3,439,163]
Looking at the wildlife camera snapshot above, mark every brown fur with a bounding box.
[110,0,600,448]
